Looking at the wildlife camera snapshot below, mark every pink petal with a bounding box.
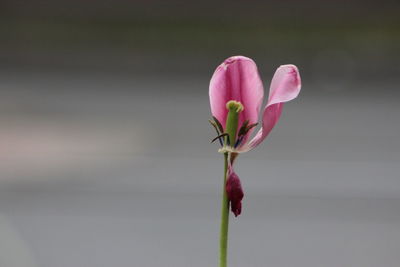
[242,64,301,152]
[209,56,264,143]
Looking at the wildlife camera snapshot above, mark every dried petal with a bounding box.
[226,169,244,217]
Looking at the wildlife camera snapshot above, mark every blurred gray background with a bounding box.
[0,1,400,266]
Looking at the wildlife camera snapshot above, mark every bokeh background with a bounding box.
[1,1,400,266]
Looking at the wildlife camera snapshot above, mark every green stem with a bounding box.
[219,152,229,267]
[219,100,243,267]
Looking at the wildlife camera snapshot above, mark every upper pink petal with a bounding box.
[242,64,301,152]
[209,56,264,143]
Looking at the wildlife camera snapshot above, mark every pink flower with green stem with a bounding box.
[209,56,301,267]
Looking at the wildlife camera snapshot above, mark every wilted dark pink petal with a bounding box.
[226,168,244,217]
[209,56,264,144]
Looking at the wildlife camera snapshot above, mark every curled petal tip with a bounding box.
[220,55,253,68]
[231,202,242,217]
[268,64,301,105]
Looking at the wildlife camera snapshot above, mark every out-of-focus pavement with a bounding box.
[0,69,399,267]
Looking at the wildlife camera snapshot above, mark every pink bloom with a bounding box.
[209,56,301,152]
[226,166,244,217]
[209,56,301,217]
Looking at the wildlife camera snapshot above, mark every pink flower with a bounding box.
[209,56,301,216]
[209,55,301,152]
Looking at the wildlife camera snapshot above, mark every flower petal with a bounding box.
[209,56,264,144]
[226,166,244,217]
[242,64,301,152]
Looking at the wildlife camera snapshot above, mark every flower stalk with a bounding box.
[219,152,229,267]
[219,100,243,267]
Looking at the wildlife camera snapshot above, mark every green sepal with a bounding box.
[212,116,224,134]
[209,119,221,135]
[211,133,229,144]
[238,120,250,136]
[238,121,258,138]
